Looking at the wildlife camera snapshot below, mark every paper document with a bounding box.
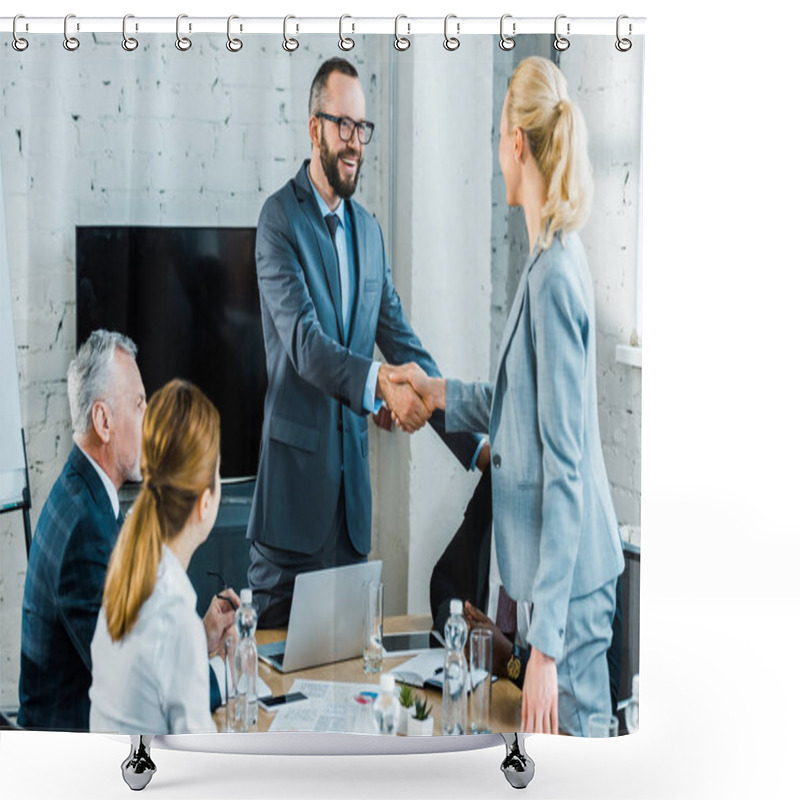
[267,679,383,733]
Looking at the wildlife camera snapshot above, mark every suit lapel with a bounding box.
[495,247,543,374]
[346,201,365,348]
[294,166,345,343]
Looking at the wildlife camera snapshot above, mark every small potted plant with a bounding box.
[407,695,434,736]
[397,683,415,735]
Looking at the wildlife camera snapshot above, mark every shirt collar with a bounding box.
[306,165,346,228]
[160,544,198,609]
[77,444,120,519]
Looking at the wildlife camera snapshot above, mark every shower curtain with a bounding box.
[0,20,643,742]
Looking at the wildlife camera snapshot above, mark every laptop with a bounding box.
[257,560,382,673]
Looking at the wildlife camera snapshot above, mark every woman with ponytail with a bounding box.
[390,57,624,736]
[89,379,223,734]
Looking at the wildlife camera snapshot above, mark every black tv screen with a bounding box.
[76,226,267,480]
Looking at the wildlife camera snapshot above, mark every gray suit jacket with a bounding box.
[247,162,478,556]
[446,233,624,660]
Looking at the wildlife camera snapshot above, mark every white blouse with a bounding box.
[89,545,216,734]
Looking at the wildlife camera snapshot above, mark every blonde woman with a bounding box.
[391,57,624,736]
[89,380,224,734]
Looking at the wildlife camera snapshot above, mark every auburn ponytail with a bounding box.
[102,379,220,641]
[506,57,593,249]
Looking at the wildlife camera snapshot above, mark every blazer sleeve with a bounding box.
[372,226,481,470]
[525,261,589,661]
[257,195,373,413]
[56,515,117,672]
[444,378,493,435]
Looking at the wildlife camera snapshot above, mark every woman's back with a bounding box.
[90,537,215,734]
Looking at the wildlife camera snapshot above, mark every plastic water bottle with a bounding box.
[625,674,639,734]
[442,599,468,735]
[233,588,259,730]
[373,673,400,735]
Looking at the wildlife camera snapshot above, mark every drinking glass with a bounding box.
[363,580,383,673]
[588,712,619,738]
[469,628,492,733]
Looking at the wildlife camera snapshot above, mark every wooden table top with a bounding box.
[214,614,522,735]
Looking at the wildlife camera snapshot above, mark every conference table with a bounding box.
[214,614,523,735]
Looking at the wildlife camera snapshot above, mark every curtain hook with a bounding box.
[283,15,299,52]
[122,14,138,51]
[12,14,29,52]
[394,15,410,51]
[63,13,80,51]
[175,13,192,51]
[499,14,516,51]
[227,14,243,52]
[339,15,355,51]
[615,15,632,52]
[554,14,570,52]
[443,14,460,51]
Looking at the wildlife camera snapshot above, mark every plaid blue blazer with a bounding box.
[18,445,120,731]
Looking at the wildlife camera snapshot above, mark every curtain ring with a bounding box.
[499,14,516,51]
[338,15,355,51]
[12,15,29,52]
[554,14,570,52]
[394,15,410,51]
[175,13,192,51]
[227,15,243,52]
[443,14,460,51]
[122,14,138,51]
[63,13,80,51]
[615,15,632,52]
[283,15,299,52]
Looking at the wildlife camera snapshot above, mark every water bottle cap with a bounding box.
[450,599,463,615]
[240,588,252,605]
[380,673,395,693]
[631,673,639,697]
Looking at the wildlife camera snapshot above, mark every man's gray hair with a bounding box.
[67,330,138,437]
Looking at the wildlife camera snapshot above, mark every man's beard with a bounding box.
[320,127,361,199]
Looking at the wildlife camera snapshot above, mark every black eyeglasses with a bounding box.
[315,112,375,145]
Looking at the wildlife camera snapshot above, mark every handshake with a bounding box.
[376,363,446,433]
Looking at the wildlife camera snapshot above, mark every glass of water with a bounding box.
[469,628,492,733]
[588,712,619,738]
[363,580,383,673]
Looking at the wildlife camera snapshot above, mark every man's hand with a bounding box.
[377,363,431,432]
[388,363,446,416]
[520,646,559,734]
[203,588,240,658]
[464,600,513,677]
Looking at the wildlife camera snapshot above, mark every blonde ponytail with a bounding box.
[506,57,593,249]
[103,489,161,641]
[103,380,220,641]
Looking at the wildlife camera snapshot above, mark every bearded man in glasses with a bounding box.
[247,57,487,628]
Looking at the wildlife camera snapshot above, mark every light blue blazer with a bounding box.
[446,233,624,661]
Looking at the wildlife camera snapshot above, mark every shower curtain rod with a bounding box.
[0,15,645,37]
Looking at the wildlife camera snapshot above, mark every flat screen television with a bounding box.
[76,226,267,480]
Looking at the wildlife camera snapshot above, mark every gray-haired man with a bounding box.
[18,330,236,731]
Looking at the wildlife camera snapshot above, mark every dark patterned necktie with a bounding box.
[496,584,517,640]
[324,213,343,306]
